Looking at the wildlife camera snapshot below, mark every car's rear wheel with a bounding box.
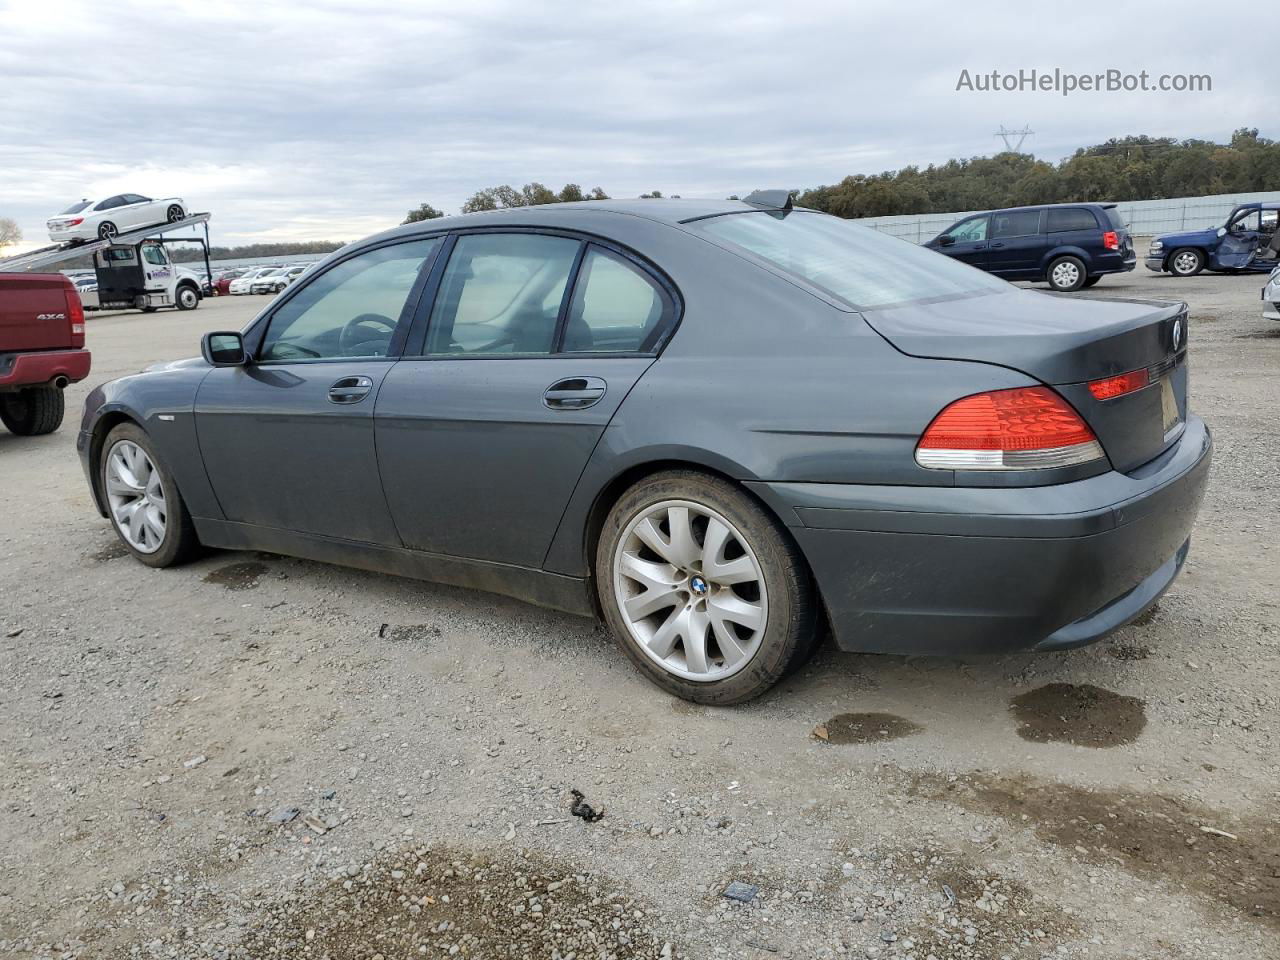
[176,284,199,310]
[1047,255,1086,292]
[596,470,816,704]
[100,423,200,568]
[166,204,184,223]
[0,386,64,436]
[1169,248,1205,277]
[97,221,118,241]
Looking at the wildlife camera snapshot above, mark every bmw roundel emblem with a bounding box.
[1171,318,1183,352]
[689,575,709,596]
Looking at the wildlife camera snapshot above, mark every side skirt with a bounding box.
[193,518,597,618]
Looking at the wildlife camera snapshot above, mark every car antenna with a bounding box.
[743,189,794,212]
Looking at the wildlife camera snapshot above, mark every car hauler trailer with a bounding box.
[0,213,213,313]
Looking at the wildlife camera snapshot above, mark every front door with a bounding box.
[377,233,675,567]
[194,237,441,544]
[1217,206,1264,268]
[934,215,991,268]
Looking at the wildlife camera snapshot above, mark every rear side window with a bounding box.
[990,209,1042,238]
[260,238,439,361]
[695,211,1010,310]
[426,233,580,355]
[60,201,91,215]
[564,248,670,353]
[1046,208,1100,233]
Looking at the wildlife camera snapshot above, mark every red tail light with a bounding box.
[916,386,1104,471]
[63,281,86,347]
[1102,230,1119,251]
[1088,368,1149,400]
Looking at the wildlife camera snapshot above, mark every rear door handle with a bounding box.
[328,375,373,404]
[543,376,607,410]
[989,242,1005,248]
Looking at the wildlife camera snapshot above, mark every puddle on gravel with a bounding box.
[814,712,922,744]
[239,845,674,959]
[1009,683,1145,747]
[202,561,268,590]
[910,771,1280,930]
[90,540,129,562]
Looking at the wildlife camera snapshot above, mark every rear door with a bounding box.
[376,232,675,567]
[985,208,1045,278]
[194,237,442,544]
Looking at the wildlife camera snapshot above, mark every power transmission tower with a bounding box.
[994,125,1035,153]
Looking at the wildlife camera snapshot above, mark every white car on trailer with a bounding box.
[47,194,187,243]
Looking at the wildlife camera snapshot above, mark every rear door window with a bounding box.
[990,209,1043,238]
[1046,208,1100,233]
[563,247,671,353]
[425,233,580,355]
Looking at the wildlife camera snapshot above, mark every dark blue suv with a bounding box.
[925,203,1136,292]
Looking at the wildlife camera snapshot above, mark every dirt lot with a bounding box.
[1,270,1277,960]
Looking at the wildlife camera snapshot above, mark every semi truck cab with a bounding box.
[94,240,204,312]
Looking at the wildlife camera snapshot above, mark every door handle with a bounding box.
[543,376,607,410]
[328,375,373,404]
[989,242,1005,249]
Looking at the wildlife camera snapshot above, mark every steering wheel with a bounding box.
[338,313,396,355]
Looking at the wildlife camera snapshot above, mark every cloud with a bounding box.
[0,0,1267,250]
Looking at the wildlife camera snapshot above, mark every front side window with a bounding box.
[425,233,580,355]
[696,211,1010,310]
[564,248,669,352]
[991,209,1043,238]
[259,238,439,361]
[1046,208,1099,233]
[1229,208,1261,233]
[944,216,988,243]
[141,244,166,265]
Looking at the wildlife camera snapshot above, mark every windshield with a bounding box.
[694,211,1011,310]
[59,201,92,215]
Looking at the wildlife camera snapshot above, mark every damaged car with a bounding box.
[1146,201,1279,277]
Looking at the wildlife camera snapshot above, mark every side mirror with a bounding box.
[202,331,246,366]
[938,235,956,247]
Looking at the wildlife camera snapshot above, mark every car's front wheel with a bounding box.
[176,284,200,310]
[1168,248,1205,277]
[1047,255,1087,292]
[100,423,201,567]
[596,470,817,704]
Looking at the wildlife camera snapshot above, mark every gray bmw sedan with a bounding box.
[78,192,1211,704]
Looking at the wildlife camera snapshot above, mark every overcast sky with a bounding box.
[0,0,1269,251]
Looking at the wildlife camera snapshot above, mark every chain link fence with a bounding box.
[852,190,1278,243]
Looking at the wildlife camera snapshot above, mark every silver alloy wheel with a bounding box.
[1051,260,1080,289]
[612,499,769,682]
[1172,251,1200,275]
[167,204,183,222]
[105,440,167,554]
[99,222,117,240]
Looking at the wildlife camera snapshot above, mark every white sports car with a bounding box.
[47,194,187,243]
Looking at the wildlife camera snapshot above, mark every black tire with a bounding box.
[1047,255,1087,292]
[99,422,201,568]
[97,221,118,241]
[166,204,184,223]
[176,284,200,311]
[1081,275,1102,288]
[595,469,817,705]
[0,386,64,436]
[1168,247,1205,277]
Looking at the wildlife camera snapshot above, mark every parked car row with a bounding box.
[211,263,314,296]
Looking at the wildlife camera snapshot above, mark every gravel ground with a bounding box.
[1,269,1277,960]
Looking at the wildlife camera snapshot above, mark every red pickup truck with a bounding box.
[0,273,91,435]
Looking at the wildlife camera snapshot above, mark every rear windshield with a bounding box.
[693,211,1010,309]
[60,201,91,215]
[1103,207,1127,231]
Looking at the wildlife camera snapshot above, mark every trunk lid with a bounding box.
[862,289,1189,473]
[0,274,81,352]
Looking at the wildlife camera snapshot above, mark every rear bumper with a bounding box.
[749,415,1212,656]
[0,348,91,390]
[1090,251,1136,275]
